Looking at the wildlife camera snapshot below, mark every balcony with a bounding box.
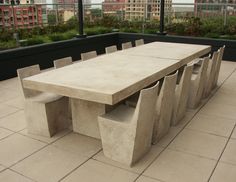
[0,59,235,181]
[0,2,236,182]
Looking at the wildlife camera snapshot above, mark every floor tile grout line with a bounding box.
[58,149,103,182]
[9,130,73,169]
[1,65,235,181]
[184,127,231,139]
[1,96,24,110]
[140,174,166,182]
[8,168,39,182]
[195,112,236,121]
[133,68,235,182]
[0,109,22,120]
[91,146,164,176]
[133,107,202,182]
[3,130,73,181]
[0,96,21,105]
[0,132,16,142]
[0,125,18,133]
[218,159,236,167]
[91,157,140,175]
[15,130,55,144]
[166,147,219,161]
[207,123,236,182]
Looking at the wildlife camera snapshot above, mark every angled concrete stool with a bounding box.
[213,45,225,88]
[17,65,69,137]
[135,39,144,46]
[152,72,178,144]
[98,82,159,166]
[81,51,97,61]
[53,57,73,68]
[202,51,219,98]
[54,57,73,121]
[188,56,209,109]
[171,64,193,126]
[105,45,118,54]
[122,42,132,50]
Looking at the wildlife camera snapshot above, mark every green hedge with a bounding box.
[1,16,236,50]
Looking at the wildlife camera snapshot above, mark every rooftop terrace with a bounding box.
[0,60,236,182]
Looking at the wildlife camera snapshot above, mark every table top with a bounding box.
[118,42,211,64]
[23,42,211,105]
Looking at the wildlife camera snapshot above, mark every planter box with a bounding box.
[118,33,236,62]
[0,32,235,80]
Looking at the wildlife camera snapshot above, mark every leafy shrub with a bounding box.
[166,23,186,35]
[120,27,140,33]
[21,37,45,46]
[48,33,67,41]
[204,32,220,39]
[63,30,77,39]
[0,40,17,50]
[185,17,202,36]
[0,30,13,41]
[66,16,78,29]
[85,27,112,35]
[144,29,157,34]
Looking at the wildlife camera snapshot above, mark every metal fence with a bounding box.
[0,2,236,30]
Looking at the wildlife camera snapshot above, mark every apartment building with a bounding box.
[0,4,43,30]
[102,0,125,15]
[195,0,236,15]
[125,0,172,20]
[0,0,49,30]
[54,0,91,10]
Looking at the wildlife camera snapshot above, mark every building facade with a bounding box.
[0,4,43,30]
[102,0,125,15]
[0,0,48,30]
[54,0,91,10]
[194,0,236,16]
[125,0,172,20]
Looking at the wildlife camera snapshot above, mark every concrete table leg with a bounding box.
[71,98,106,139]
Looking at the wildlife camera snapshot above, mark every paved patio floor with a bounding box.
[0,60,236,182]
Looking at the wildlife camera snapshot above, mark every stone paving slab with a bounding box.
[0,61,235,182]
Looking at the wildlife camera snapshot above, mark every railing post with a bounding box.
[223,3,227,26]
[11,1,16,31]
[101,3,103,18]
[55,4,59,25]
[142,2,147,33]
[157,0,166,35]
[76,0,86,38]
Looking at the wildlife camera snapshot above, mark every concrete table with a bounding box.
[119,42,211,65]
[23,42,211,139]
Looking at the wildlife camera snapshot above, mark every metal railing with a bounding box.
[0,2,236,30]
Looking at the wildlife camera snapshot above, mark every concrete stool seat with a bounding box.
[152,72,178,144]
[191,73,198,80]
[188,56,210,109]
[98,82,159,166]
[81,51,97,61]
[192,58,203,74]
[213,45,225,88]
[135,39,144,46]
[27,92,63,103]
[17,64,70,137]
[53,57,73,68]
[171,64,193,126]
[125,91,140,108]
[122,42,132,50]
[203,51,219,98]
[105,45,118,54]
[53,57,73,119]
